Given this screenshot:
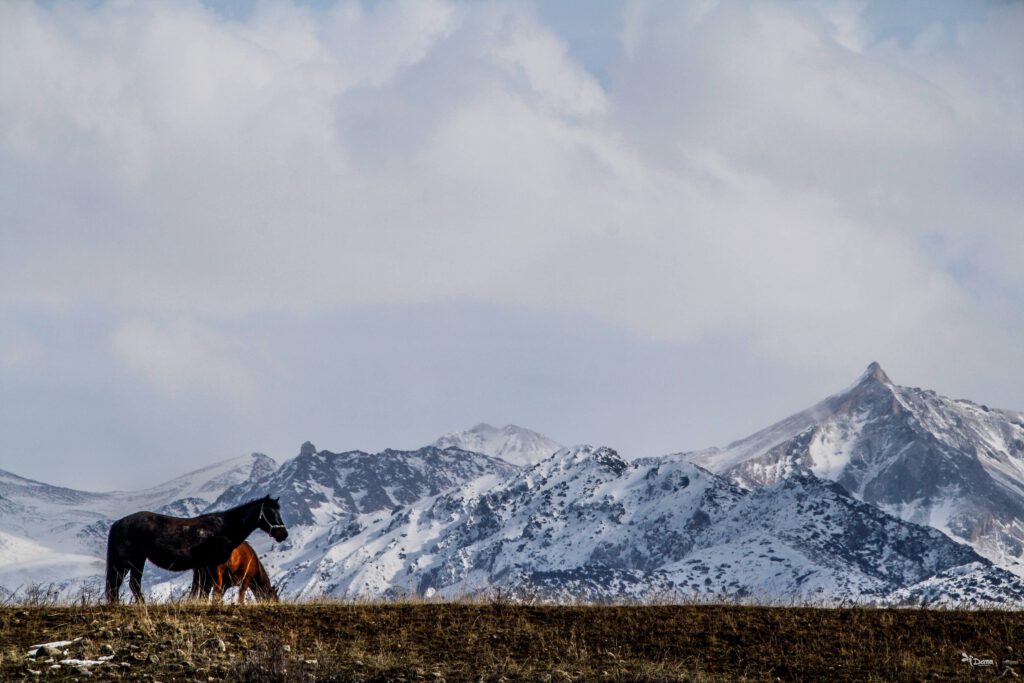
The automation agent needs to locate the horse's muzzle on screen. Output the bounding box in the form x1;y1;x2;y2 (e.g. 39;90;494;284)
271;527;289;542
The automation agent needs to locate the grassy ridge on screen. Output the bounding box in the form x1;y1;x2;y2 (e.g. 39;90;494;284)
0;602;1018;681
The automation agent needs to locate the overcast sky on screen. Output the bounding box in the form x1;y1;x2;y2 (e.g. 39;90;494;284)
1;0;1022;491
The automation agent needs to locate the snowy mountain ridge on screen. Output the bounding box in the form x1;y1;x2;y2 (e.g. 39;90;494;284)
263;445;1024;605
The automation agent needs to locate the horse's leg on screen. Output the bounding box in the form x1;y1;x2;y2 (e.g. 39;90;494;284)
190;568;212;601
238;575;251;605
128;562;145;604
105;562;125;605
105;521;128;604
204;567;215;600
189;570;202;601
213;567;225;603
239;556;256;605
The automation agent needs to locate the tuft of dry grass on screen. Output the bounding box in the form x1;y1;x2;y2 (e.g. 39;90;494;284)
0;599;1021;681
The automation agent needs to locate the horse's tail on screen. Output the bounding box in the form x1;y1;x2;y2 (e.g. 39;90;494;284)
104;519;124;604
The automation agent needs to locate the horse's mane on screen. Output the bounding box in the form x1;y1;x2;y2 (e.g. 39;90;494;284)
232;495;274;510
216;495;276;518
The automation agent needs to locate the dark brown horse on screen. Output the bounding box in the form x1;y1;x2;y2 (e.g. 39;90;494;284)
190;541;279;604
105;496;288;604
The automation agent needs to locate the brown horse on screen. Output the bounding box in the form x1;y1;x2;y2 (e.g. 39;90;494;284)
190;541;279;604
106;496;288;604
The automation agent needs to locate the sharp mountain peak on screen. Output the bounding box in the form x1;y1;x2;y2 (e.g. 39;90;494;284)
859;361;892;386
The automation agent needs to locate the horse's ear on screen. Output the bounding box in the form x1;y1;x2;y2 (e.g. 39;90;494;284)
273;497;280;503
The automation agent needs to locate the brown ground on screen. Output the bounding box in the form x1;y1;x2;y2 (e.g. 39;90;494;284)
0;602;1019;681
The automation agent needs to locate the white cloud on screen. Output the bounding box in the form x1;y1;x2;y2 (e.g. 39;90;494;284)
0;0;1021;391
111;318;261;409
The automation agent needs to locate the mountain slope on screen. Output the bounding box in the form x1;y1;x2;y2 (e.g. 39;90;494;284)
688;363;1024;574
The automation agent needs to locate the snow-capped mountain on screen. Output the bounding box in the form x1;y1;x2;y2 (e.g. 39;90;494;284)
433;424;562;467
269;446;1024;605
688;363;1024;575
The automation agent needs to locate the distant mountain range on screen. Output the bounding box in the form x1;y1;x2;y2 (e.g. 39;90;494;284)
2;368;1024;606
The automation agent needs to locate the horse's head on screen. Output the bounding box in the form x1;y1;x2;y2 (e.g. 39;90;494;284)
258;497;289;542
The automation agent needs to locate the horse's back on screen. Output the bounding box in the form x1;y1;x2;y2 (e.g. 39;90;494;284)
111;510;229;570
110;510;164;531
232;542;257;567
221;541;276;602
108;510;153;542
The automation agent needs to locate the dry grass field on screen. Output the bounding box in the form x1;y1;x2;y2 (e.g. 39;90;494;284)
1;599;1020;681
